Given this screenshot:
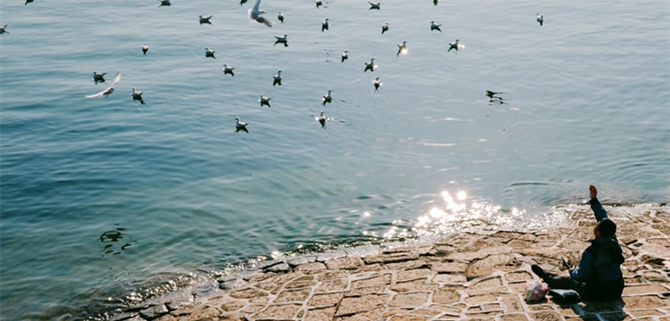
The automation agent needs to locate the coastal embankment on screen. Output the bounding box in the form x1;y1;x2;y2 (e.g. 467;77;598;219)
110;205;670;321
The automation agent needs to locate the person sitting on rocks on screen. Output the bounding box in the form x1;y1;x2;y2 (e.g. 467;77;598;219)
531;185;625;301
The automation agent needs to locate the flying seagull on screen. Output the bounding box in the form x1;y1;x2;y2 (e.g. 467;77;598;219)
142;43;149;55
341;50;348;62
248;0;274;27
131;88;144;104
158;0;170;7
536;13;543;26
278;12;284;23
235;117;249;133
272;70;282;86
316;0;322;8
368;1;380;10
86;73;121;98
222;64;235;76
0;25;8;34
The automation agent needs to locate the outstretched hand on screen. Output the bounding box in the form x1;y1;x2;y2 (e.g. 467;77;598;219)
589;185;598;199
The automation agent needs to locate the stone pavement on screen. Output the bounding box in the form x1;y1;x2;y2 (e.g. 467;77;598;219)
116;207;670;321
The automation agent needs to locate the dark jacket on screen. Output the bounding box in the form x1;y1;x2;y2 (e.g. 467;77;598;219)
570;197;624;300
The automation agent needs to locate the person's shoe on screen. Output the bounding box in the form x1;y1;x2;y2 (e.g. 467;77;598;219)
531;264;546;279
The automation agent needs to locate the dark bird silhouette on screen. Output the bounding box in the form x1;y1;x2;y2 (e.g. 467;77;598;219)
322;18;329;32
381;23;389;34
272;70;282;86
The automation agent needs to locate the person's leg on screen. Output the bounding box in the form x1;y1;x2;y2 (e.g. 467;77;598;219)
532;265;589;296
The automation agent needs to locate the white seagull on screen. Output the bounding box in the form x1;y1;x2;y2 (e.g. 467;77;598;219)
381;23;389;34
274;34;288;46
316;0;322;8
373;77;382;91
322;89;332;106
248;0;274;27
272;70;282;86
235;117;249;133
368;1;380;10
131;88;144;104
278;12;284;23
222;64;235;76
199;15;213;24
322;18;329;32
86;73;121;98
341;50;348;62
259;94;271;107
93;70;106;83
536;13;543;26
364;57;376;72
205;47;216;58
430;21;442;32
0;25;8;34
142;43;149;55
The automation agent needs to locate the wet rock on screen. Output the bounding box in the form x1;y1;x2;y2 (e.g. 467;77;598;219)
139;305;168;320
316;250;347;262
265;262;290;273
108;312;139;321
287;255;316;267
165;300;192;312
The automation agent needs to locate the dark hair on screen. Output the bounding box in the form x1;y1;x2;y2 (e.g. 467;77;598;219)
597;218;616;238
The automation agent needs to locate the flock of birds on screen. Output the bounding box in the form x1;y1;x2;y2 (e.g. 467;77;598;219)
2;0;546;134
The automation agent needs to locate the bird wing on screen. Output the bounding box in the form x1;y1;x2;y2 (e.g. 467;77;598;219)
206;15;213;19
85;91;105;98
257;17;274;27
251;0;261;18
109;73;121;87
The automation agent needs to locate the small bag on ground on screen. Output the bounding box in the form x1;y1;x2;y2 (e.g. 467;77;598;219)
524;280;549;302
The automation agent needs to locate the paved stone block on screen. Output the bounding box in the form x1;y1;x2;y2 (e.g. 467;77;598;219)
470;277;503;290
229;287;268;299
389;292;429;307
316;278;348;292
345;285;386;297
308;292;344;306
253;304;302;319
502;314;530;321
388;315;429;321
274;288;311;303
410;308;442;316
364;253;420;264
466;254;515;280
220;300;245;312
628;309;665;317
565;316;600;321
382;308;412;317
178;305;221;321
305;307;336;321
391;280;439;293
431;261;468;273
622;295;667;309
335;294;389;316
432;273;467;284
154;315;176;321
398;268;432;281
506;271;533;282
351;273;392;288
530;311;563;321
384;260;430;271
501;293;524;312
336;307;384;320
465;294;497;305
296;262;327;274
432;288;461;304
599;313;633;321
622;284;668;295
318;270;349;281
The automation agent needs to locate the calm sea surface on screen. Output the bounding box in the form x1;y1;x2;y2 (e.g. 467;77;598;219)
1;0;668;319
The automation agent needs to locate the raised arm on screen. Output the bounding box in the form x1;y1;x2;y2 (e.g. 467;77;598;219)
589;185;608;222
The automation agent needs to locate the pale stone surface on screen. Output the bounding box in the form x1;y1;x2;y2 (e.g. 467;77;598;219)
335;294;389;316
432;288;461;304
388;292;429;307
138;207;670;321
252;304;301;319
308;292;344;306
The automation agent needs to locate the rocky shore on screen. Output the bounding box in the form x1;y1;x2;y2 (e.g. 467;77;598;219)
112;206;670;321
